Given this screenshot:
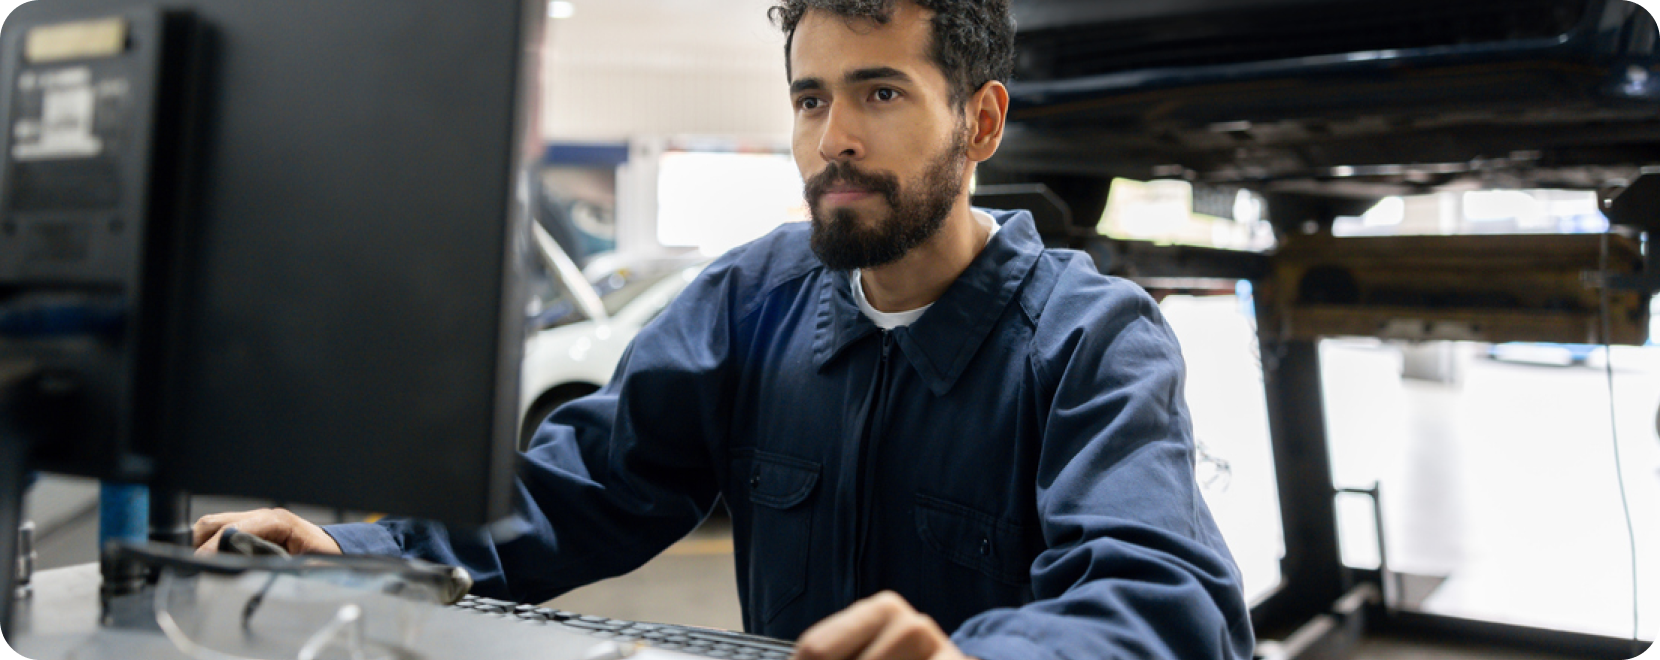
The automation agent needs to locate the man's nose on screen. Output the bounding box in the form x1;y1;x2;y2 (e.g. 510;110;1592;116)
817;106;864;162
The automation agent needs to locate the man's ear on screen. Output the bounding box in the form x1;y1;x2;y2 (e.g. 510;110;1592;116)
964;80;1009;163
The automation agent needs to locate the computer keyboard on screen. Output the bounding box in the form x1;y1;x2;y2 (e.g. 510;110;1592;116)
451;593;796;659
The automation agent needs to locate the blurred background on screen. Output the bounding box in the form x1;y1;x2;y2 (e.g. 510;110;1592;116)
6;0;1658;658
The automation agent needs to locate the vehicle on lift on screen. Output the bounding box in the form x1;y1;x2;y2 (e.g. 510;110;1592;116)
995;0;1660;234
1486;291;1660;364
519;257;708;448
996;0;1660;656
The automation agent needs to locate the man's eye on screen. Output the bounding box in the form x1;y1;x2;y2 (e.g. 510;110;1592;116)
798;97;823;111
874;88;898;102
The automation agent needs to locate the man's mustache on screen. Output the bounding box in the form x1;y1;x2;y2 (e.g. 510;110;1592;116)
804;162;899;205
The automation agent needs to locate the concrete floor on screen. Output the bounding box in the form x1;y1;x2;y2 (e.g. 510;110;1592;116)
542;515;743;631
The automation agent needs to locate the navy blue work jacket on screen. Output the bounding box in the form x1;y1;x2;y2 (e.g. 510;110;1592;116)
327;210;1254;659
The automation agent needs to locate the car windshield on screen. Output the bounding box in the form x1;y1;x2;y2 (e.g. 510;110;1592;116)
525;255;594;331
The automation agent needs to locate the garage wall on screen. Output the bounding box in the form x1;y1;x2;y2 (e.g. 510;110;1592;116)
539;0;792;141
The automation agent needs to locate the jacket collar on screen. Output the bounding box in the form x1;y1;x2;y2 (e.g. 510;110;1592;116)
811;209;1043;395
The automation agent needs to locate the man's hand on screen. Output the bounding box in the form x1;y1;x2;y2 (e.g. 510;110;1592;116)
191;508;343;557
792;591;975;660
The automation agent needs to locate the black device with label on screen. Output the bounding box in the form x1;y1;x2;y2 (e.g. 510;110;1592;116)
1;0;543;638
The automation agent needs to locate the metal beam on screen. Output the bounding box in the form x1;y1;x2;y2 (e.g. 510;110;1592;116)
1249;337;1349;638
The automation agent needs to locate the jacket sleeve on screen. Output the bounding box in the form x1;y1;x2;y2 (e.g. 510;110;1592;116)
952;277;1255;660
324;260;739;605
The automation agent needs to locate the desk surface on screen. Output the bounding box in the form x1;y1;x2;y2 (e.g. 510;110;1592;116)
9;563;689;660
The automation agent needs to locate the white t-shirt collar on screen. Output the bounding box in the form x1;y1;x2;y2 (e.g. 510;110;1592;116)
852;209;1000;330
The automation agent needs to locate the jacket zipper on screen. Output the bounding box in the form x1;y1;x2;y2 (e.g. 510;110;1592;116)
851;330;894;598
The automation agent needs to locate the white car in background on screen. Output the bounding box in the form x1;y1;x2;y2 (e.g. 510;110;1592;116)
519;224;706;446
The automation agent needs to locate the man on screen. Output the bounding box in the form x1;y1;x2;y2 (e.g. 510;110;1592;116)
192;1;1255;658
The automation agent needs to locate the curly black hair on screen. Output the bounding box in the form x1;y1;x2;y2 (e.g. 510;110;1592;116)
768;0;1015;107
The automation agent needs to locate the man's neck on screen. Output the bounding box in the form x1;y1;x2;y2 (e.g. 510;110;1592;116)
859;200;990;313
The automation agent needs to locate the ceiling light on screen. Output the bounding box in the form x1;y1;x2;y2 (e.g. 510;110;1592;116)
548;1;574;19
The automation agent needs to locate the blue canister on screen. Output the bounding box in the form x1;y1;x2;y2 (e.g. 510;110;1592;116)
98;481;149;550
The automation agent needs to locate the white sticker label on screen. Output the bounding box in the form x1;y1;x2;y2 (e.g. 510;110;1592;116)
12;66;104;161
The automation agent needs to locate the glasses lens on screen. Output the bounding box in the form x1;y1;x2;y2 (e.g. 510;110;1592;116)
155;562;442;660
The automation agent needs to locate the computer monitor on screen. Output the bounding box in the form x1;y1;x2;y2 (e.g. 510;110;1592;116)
0;0;541;597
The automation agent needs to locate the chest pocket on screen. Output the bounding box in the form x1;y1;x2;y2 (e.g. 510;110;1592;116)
732;449;820;627
915;493;1030;586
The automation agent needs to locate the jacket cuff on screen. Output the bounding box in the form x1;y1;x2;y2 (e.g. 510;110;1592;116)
322;522;400;556
955;633;1060;660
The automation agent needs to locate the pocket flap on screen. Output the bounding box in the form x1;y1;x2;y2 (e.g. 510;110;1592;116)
741;450;820;509
914;493;1029;585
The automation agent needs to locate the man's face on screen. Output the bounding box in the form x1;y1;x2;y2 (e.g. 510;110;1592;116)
787;3;970;271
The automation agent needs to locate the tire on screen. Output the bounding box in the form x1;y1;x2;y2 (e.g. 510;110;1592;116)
519;384;599;451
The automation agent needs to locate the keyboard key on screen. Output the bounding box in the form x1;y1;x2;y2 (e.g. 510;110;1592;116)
686;631;795;654
447;598;797;659
561;620;620;632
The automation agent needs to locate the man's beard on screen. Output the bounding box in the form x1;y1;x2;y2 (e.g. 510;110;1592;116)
804;132;968;271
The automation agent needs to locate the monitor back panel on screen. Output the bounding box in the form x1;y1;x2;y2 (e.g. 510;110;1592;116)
1;0;540;525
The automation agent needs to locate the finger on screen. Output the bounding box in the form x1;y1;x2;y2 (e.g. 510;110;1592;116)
191;513;230;548
194;527;225;557
191;510;258;548
794;592;908;660
853;611;943;660
219;511;298;553
231;509;339;555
